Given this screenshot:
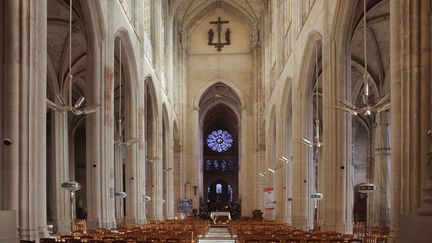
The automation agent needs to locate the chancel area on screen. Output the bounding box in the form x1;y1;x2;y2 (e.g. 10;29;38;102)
0;0;431;243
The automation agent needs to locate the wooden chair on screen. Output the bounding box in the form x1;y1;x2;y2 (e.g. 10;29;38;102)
376;236;387;243
90;240;105;243
164;238;180;243
143;238;160;243
40;238;56;243
328;239;344;243
124;237;138;242
64;239;80;243
102;236;117;242
347;239;362;243
266;239;280;243
284;239;301;243
244;240;260;243
364;235;377;243
78;235;93;242
20;240;35;243
113;240;127;243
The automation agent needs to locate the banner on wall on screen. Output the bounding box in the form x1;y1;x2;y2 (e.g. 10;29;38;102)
263;187;275;209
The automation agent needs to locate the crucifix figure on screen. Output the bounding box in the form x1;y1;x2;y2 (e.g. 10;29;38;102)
208;17;231;51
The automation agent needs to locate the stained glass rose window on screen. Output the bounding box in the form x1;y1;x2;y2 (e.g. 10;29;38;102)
206;129;233;152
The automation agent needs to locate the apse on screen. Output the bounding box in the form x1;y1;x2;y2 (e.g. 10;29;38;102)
199;82;241;215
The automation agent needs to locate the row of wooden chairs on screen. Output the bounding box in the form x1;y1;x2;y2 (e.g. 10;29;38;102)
229;220;293;237
232;220;388;243
52;219;210;243
237;235;382;243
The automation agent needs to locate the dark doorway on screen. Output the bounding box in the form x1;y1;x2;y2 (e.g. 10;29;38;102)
207;180;233;211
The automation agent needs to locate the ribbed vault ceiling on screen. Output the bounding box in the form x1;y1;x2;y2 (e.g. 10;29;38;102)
171;0;264;31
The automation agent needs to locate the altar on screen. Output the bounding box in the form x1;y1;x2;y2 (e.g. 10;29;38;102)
210;211;231;224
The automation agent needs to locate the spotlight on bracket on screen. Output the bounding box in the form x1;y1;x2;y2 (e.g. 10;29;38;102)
267;168;276;173
3;138;12;146
114;191;127;198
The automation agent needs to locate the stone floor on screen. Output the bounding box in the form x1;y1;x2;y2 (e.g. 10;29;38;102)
198;226;235;243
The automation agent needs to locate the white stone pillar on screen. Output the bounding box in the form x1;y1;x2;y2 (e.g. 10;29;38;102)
291;78;310;229
3;0;48;239
55;112;72;233
275;126;289;222
151;0;165;81
86;31;115;229
0;0;4;211
154;113;164;220
320;35;353;233
114;144;123;219
164;127;175;219
370;113;391;227
390;0;432;242
125;97;139;223
137;106;147;223
248;29;264;217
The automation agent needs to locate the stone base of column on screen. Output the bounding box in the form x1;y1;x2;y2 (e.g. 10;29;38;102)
275;215;289;222
135;217;147;224
399;215;432;243
417;186;432;216
38;226;49;238
86;218;101;229
322;222;352;234
0;211;18;243
17;228;40;241
292;217;309;230
56;221;72;234
263;209;275;220
125;217;147;225
100;218;116;229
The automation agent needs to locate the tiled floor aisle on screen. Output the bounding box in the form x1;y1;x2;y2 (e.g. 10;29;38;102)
198;226;236;243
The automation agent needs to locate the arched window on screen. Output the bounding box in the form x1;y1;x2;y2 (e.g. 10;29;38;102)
216;183;222;194
227;185;233;202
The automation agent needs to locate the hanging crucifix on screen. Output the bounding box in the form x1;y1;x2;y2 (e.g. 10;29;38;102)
208;17;231;51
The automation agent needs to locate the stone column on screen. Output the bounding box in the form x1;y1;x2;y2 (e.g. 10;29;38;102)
370;112;391;227
164;128;175;219
275;119;289;222
137;106;147;224
291;76;310;229
0;0;4;211
154;112;164;220
3;0;48;239
151;0;165;81
54;112;72;233
125;142;139;224
320;26;353;233
264;121;277;220
86;31;115;229
114;144;123;219
125;100;140;223
117;76;139;224
246;32;263;216
390;0;432;242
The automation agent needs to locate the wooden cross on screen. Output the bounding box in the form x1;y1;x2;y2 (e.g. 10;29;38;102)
208;17;231;51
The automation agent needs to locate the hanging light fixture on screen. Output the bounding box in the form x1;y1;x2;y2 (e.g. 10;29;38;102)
114;39;138;146
299;43;323;149
46;0;99;115
335;0;390;116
